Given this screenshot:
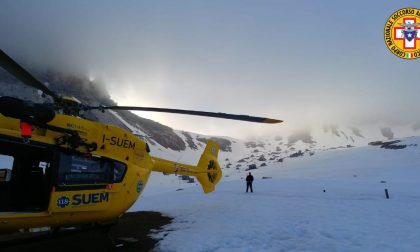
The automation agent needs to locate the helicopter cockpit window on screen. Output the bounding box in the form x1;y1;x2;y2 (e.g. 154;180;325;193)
58;153;127;186
0;154;13;182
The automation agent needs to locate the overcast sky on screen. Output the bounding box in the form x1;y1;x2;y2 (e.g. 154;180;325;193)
1;1;419;138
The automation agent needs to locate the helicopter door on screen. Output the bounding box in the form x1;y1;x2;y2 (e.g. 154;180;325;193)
0;139;53;213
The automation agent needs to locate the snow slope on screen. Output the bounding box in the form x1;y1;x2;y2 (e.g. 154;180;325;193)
130;137;420;252
108;104;420;181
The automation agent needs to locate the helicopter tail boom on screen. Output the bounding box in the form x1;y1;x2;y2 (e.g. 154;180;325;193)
151;140;222;193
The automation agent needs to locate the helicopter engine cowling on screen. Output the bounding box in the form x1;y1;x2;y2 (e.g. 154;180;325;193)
0;96;55;123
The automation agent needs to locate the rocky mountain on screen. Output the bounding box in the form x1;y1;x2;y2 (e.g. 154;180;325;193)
222;124;420;175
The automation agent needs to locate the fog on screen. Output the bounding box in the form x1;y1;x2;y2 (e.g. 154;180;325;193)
1;1;419;138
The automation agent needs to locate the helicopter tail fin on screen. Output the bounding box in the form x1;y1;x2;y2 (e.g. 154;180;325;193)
151;140;222;193
195;140;223;193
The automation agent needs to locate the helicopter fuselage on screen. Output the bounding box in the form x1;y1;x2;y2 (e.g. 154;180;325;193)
0;113;221;232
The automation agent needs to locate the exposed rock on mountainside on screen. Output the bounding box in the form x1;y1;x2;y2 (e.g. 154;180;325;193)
182;131;198;150
246;164;257;171
289;150;304;158
368;140;407;149
113;110;186;150
245;141;265;148
196;137;232;152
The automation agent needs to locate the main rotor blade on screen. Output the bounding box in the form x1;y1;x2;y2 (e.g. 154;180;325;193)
91;106;282;124
0;49;60;101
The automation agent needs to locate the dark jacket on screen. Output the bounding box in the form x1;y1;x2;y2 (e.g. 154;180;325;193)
246;175;254;182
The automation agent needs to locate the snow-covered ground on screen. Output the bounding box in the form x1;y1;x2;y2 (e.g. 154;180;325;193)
130;137;420;252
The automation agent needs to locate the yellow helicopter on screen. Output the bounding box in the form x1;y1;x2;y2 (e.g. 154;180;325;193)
0;49;282;233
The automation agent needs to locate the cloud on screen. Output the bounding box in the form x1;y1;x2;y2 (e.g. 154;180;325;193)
1;1;419;138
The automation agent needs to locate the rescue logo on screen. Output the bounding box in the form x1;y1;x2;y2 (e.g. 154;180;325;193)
384;8;420;59
57;196;70;208
56;193;109;208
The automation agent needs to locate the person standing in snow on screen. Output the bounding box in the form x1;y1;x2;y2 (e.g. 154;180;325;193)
246;172;254;193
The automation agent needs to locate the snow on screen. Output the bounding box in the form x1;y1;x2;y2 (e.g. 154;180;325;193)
109;110;149;137
130;137;420;252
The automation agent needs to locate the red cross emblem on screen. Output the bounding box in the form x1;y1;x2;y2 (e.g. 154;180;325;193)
394;18;420;49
